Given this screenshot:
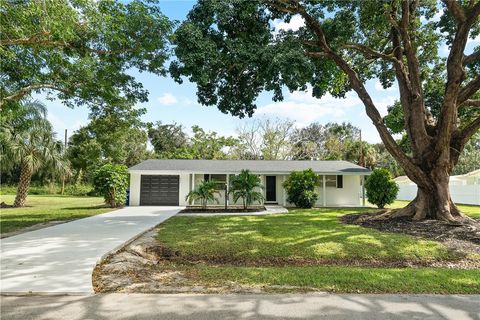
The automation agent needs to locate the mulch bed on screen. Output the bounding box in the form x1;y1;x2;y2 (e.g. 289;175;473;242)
180;206;265;214
340;212;480;256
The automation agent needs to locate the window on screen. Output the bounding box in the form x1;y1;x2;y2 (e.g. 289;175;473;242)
325;175;337;187
337;175;343;188
325;175;343;188
203;174;227;190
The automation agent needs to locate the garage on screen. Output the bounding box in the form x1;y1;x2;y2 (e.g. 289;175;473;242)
140;175;179;206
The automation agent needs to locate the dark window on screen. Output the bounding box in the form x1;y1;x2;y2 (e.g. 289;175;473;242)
204;174;210;181
337;175;343;188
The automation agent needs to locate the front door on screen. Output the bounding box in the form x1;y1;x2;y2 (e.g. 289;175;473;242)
266;176;276;202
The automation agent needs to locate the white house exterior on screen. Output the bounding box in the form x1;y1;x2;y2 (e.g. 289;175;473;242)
128;160;371;207
395;169;480;205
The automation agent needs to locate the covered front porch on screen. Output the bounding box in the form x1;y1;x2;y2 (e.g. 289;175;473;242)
187;173;366;207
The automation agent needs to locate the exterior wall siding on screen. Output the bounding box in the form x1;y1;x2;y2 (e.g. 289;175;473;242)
129;172;363;207
129;172;141;206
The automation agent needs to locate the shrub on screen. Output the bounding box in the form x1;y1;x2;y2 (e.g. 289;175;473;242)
93;164;129;208
185;180;220;209
229;169;264;210
283;169;320;208
63;184;95;196
365;168;399;209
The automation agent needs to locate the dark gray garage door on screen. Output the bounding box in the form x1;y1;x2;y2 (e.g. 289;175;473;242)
140;175;179;206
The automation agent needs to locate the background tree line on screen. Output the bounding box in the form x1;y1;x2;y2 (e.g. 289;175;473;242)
3;100;479;191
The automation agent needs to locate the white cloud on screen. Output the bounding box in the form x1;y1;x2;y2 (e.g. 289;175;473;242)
157;93;178;105
47;112;86;138
255;88;360;127
272;15;304;33
467;34;480;46
372;96;397;117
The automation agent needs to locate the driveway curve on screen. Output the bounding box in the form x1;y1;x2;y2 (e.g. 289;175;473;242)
0;206;181;294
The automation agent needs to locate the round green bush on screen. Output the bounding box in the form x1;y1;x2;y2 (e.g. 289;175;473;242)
283;169;320;208
365;169;399;209
93;163;129;208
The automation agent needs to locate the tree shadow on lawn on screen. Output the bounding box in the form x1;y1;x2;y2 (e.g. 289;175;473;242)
341;211;480;256
156;209;470;267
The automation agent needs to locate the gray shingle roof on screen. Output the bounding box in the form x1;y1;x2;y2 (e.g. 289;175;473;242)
129;159;370;175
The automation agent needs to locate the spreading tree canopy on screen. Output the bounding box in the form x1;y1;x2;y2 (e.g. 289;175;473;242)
171;0;480;222
0;0;173;109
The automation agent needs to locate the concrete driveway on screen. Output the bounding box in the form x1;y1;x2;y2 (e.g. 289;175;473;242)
0;206;181;294
1;293;479;320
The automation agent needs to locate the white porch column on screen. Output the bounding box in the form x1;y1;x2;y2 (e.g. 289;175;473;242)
282;175;287;206
322;175;326;207
361;175;366;206
226;174;230;206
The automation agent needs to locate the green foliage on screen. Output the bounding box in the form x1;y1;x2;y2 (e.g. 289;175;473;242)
148;122;189;158
189;126;237;159
1;0;173;109
452;133;480;175
0;183;94;196
148;123;236;160
365;169;399;209
283;169;319;208
185;180;220;209
93;164;129;208
67;104;150;182
0;100;70;205
229;170;264;210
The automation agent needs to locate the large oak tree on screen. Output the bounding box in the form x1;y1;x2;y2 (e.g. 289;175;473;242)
0;0;172;109
170;0;480;222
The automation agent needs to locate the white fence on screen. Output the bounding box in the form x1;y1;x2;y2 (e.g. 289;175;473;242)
397;184;480;205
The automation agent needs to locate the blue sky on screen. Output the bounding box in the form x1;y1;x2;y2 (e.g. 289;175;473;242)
40;1;479;144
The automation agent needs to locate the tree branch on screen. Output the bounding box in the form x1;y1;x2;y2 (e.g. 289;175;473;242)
458;75;480;104
458;115;480;145
443;0;467;22
435;2;477;155
464;50;480;65
0;84;71;109
341;44;400;63
1;35;137;55
460;99;480;107
291;3;428;184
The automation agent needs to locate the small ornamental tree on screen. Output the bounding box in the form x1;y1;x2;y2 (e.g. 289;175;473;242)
229;169;264;210
93;164;129;208
186;180;220;209
283;169;320;208
365;169;399;209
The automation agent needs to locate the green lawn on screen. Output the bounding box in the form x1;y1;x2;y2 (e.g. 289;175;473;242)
389;200;480;218
0;195;113;234
155;202;480;293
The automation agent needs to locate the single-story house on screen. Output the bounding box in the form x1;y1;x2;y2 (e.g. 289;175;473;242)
128;159;370;207
394;169;480;205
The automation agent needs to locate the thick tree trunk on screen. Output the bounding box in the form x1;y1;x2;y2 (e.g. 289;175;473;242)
373;165;469;223
14;161;32;207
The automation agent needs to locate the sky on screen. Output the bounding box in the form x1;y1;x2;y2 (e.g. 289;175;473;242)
39;1;480;144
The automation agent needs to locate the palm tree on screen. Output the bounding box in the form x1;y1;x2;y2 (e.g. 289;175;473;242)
185;180;220;209
229;170;264;210
1;100;69;207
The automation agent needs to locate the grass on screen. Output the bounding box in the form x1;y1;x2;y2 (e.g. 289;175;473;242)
193;265;480;294
389;200;480;218
154;201;480;293
0;194;113;234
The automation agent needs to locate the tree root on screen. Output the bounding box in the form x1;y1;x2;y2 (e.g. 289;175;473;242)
359;206;475;225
